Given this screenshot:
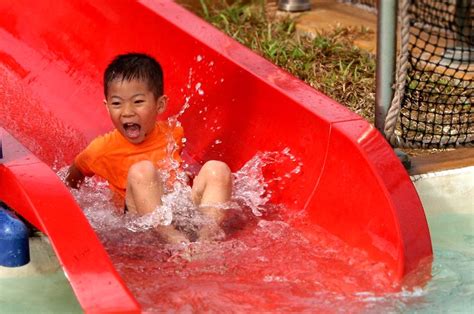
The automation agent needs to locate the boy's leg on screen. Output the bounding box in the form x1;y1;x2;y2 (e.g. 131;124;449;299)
125;160;163;215
126;160;188;243
191;160;232;239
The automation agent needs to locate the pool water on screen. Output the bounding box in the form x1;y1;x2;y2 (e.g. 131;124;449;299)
1;204;471;312
65;153;473;312
62;152;396;311
1;147;472;312
353;209;474;313
414;210;474;313
0;181;472;312
74;190;473;312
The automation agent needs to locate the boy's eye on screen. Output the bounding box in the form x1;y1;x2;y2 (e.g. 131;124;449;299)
134;99;145;104
111;102;121;106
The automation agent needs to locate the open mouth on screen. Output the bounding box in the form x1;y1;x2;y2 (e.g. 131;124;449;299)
123;122;141;139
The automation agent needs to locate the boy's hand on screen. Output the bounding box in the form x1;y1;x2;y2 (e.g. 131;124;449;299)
65;163;85;188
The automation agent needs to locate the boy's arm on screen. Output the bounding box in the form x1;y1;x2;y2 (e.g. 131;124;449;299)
65;163;85;189
66;135;103;188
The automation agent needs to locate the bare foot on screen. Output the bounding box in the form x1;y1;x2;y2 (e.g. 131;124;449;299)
155;225;189;244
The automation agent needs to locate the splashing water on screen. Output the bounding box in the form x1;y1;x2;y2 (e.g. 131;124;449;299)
231;153;274;217
232;148;303;217
59;136;411;311
54;60;425;311
57;156;474;313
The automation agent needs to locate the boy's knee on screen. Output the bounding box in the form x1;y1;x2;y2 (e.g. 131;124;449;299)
201;160;232;185
128;160;157;182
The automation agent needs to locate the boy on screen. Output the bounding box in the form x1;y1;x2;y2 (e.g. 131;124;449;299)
66;53;232;243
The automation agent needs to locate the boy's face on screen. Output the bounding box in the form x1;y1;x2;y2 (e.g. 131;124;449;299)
105;78;166;144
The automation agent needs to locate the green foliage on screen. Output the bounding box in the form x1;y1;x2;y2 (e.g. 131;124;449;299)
181;0;376;122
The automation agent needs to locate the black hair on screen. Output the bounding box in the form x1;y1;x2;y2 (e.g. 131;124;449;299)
103;53;164;98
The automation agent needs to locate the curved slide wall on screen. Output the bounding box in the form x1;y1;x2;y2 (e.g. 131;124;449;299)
0;0;432;310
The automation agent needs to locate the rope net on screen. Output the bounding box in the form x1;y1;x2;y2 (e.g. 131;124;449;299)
343;0;473;147
398;0;473;147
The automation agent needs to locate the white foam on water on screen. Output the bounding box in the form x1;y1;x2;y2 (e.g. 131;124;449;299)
57;136;432;312
56;100;303;238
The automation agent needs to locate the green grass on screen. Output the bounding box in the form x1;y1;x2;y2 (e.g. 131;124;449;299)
179;0;376;122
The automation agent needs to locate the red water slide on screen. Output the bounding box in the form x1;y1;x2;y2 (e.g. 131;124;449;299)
0;0;432;311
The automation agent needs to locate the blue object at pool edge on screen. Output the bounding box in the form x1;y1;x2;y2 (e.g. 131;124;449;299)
0;205;30;267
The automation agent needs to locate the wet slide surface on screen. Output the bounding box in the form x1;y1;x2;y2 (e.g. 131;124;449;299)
0;0;432;311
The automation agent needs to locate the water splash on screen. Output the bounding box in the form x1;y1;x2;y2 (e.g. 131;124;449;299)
176;96;191;118
61;144;301;234
232;149;302;216
177;56;218;119
126;204;173;231
55;60;406;312
58;137;413;312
